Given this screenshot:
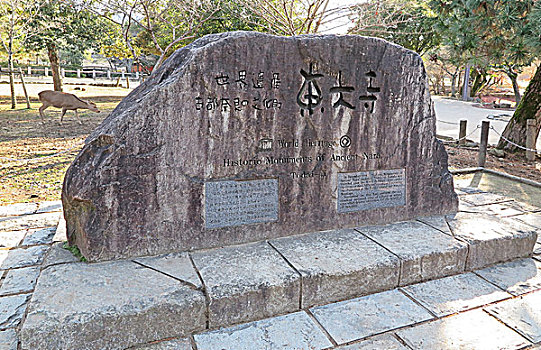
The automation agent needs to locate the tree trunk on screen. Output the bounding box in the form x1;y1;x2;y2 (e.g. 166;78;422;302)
450;74;457;97
8;38;16;109
47;43;62;92
497;65;541;152
462;63;471;101
507;71;522;105
470;68;487;98
440;75;446;95
457;68;463;97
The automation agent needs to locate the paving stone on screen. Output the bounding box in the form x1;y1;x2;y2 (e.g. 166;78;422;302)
42;242;79;268
358;221;467;286
52;214;66;242
401;272;510;317
460;192;513;206
270;229;399;308
191;241;300;328
0;294;28;329
132;338;192;350
485;291;541;343
416;215;453;235
35;201;62;214
535;243;541;256
0;212;60;232
0;266;40;296
0;203;37;218
396;309;530;350
0;328;17;350
475;258;541;296
515;212;541;229
0;246;48;270
20;261;206;350
457;200;476;213
503;201;541;214
453;188;468;195
134;252;202;289
445;212;537;270
0;231;26;248
22;227;56;246
310;289;433;345
455;187;486;194
491;203;527;217
194;311;333;350
334;334;408;349
456;203;525;217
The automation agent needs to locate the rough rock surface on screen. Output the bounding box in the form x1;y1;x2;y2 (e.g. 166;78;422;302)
63;31;457;261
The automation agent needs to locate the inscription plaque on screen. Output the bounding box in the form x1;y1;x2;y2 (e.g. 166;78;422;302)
205;179;279;229
338;169;406;213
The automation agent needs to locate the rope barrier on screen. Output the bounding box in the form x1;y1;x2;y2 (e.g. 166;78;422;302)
437;119;460;126
489;126;541;154
0;141;85;165
437;125;480;144
438;121;539;155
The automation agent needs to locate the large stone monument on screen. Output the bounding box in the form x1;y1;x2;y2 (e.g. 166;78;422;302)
63;31;458;261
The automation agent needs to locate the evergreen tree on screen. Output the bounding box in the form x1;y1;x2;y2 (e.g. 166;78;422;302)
497;1;541;152
26;0;111;91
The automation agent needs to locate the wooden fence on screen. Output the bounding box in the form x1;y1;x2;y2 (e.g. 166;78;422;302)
0;67;145;81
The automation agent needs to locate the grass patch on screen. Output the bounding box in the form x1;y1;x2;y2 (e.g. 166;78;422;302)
62;241;88;262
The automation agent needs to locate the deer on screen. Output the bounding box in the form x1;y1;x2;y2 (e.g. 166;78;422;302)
38;90;100;124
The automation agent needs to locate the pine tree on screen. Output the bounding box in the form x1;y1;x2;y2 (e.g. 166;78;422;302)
497;1;541;152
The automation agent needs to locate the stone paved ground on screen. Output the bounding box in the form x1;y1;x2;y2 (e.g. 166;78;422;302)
0;201;66;349
0;191;540;349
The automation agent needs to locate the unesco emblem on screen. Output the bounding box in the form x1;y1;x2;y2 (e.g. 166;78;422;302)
257;138;273;152
340;135;351;148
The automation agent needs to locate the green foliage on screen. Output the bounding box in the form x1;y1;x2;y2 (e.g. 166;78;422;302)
194;0;271;37
100;23;138;60
131;0;270;59
25;0;113;56
59;48;84;66
428;0;539;100
351;0;441;56
62;241;88;262
430;0;535;70
524;0;541;55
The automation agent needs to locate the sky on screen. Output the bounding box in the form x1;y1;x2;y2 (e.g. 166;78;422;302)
319;0;360;34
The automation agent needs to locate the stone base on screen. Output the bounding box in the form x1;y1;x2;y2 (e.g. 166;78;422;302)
17;192;540;350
